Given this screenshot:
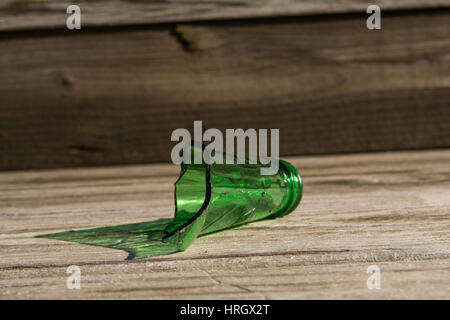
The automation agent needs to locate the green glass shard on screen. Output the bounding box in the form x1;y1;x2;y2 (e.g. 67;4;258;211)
38;144;302;259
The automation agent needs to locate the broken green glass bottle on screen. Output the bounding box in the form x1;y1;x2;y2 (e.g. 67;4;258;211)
39;144;302;259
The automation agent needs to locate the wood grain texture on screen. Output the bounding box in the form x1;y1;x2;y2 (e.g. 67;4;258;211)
1;11;449;171
0;149;449;299
1;0;450;32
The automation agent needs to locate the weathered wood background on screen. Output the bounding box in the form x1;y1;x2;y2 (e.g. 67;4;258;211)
1;150;449;299
0;2;449;170
1;0;449;32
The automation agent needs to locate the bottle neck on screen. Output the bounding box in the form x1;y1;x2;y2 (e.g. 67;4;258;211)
270;160;303;219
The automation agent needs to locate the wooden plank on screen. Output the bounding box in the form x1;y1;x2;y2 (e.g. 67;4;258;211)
1;12;449;171
1;0;449;32
0;149;449;299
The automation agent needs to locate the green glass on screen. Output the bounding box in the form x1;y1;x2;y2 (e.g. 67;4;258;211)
39;144;302;259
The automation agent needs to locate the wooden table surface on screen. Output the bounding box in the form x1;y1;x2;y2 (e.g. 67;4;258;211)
1;150;449;299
